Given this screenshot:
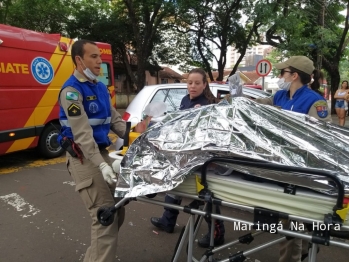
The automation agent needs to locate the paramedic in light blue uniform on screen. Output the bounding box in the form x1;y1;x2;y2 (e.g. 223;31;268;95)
256;56;331;123
256;56;331;262
58;39;148;262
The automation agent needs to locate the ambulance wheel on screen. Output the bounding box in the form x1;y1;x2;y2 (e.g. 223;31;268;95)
38;123;64;158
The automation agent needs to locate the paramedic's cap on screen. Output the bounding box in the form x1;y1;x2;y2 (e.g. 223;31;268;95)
274;56;314;75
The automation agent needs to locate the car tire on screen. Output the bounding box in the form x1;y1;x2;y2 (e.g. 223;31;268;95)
38;123;64;158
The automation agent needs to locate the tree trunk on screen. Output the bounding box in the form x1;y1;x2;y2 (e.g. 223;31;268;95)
322;56;340;115
229;53;245;77
196;29;214;81
228;22;257;77
329;68;340;114
135;59;146;92
216;44;227;81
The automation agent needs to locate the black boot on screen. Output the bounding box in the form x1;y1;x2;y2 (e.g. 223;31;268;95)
151;217;175;233
198;220;225;248
151;195;181;233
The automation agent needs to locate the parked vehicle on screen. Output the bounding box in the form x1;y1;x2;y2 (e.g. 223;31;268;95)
0;24;116;158
243;83;263;90
122;83;272;125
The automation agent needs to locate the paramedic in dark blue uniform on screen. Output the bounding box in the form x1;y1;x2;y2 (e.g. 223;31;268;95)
256;56;330;262
179;89;209;109
150;68;225;248
58;39;148;262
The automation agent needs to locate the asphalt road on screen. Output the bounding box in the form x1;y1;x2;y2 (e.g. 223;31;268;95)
1;149;349;262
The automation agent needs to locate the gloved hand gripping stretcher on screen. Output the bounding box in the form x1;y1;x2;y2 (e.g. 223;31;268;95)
98;97;349;261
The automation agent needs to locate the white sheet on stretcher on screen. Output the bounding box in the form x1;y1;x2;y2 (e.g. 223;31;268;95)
172;172;349;226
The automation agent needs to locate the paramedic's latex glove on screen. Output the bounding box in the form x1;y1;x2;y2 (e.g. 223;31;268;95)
112;155;123;174
99;162;117;185
134;116;152;133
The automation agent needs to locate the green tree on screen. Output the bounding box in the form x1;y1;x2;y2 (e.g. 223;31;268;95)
175;0;265;81
119;0;177;91
6;0;71;33
66;0;167;92
254;0;349;112
175;0;246;81
339;56;349;81
67;0;180;91
0;0;12;24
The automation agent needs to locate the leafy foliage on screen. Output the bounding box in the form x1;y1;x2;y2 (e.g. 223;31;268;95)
2;0;349;102
254;0;349;112
5;0;71;33
175;0;258;81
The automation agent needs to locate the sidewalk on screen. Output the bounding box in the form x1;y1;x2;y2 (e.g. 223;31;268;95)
330;114;349;127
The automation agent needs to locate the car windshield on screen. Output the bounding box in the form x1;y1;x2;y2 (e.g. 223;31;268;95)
150;88;188;112
243;87;271;97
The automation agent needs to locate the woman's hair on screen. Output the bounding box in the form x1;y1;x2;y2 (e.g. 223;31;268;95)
310;69;323;95
289;66;323;94
289;66;312;84
188;68;220;104
341;80;348;89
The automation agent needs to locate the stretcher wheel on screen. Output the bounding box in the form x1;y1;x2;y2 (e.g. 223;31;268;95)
97;206;115;226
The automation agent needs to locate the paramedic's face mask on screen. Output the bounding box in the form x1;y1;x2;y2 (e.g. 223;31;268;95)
79;58;98;81
78;43;102;81
187;73;207;99
277;69;294;91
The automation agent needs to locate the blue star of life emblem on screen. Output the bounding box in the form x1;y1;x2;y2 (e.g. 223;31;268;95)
31;57;54;85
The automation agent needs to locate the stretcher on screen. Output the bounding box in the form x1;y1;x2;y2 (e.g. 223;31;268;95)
97;157;349;262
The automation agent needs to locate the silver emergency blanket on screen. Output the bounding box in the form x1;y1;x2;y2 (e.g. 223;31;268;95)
115;97;349;198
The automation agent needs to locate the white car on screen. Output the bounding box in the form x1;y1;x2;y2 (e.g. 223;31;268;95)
122;83;272;125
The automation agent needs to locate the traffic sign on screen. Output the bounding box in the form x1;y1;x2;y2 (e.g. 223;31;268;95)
256;59;272;77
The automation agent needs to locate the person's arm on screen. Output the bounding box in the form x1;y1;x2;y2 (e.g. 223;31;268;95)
109;97;126;138
255;97;274;106
307;100;332;122
60;87;105;167
333;90;341;99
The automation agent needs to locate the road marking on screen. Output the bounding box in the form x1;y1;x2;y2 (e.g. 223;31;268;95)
63;181;76;186
0;192;88;260
0;193;40;218
0;156;65;175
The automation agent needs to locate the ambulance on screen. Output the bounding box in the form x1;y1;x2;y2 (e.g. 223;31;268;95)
0;24;116;158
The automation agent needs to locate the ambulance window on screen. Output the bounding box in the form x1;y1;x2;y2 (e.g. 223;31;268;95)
97;63;111;86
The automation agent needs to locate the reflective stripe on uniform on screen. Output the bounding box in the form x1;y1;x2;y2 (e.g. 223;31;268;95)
60;117;111;127
89;117;111;125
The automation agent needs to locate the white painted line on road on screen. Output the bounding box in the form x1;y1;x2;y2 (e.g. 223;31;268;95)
63;181;76;186
0;193;40;218
0;193;88;261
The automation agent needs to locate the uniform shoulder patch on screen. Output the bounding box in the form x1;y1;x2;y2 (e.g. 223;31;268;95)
66;91;79;101
68;103;81;116
313;100;328;118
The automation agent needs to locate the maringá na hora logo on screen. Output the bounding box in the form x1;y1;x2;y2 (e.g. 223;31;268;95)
31;57;54;85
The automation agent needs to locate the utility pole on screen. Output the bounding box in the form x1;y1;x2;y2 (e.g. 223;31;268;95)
317;0;325;70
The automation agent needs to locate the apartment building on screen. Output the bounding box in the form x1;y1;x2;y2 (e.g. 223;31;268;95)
230;45;273;68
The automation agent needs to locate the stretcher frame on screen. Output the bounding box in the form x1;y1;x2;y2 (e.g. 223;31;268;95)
97;157;349;262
